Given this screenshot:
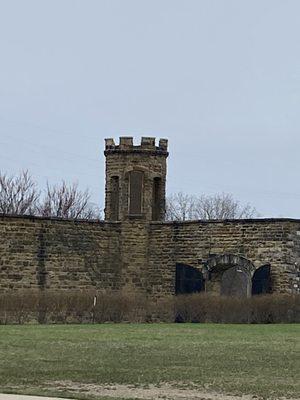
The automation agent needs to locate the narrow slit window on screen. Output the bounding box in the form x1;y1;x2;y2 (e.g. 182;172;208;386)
129;171;143;215
110;176;119;220
152;177;161;220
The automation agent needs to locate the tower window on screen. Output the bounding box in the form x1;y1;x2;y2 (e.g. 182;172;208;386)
152;177;162;220
110;176;119;220
129;171;143;215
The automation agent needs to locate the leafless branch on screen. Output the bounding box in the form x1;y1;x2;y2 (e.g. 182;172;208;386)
38;181;100;219
0;170;39;215
166;192;258;221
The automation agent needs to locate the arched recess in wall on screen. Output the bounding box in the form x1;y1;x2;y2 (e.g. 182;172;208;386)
175;263;205;295
129;170;144;215
110;176;120;220
252;265;271;295
205;254;255;297
152;177;162;221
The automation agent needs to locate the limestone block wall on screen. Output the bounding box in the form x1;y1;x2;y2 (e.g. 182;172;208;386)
289;229;300;292
0;215;121;292
148;219;300;296
1;214;300;296
147;223;175;297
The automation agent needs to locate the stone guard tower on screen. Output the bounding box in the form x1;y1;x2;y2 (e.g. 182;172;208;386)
104;137;169;293
104;137;168;222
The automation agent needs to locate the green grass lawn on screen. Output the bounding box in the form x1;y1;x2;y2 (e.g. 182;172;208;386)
0;324;299;399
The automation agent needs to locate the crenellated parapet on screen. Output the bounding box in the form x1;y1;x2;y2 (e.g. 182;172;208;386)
104;136;168;222
104;136;168;155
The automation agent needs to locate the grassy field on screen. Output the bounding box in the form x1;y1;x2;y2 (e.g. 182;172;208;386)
0;324;299;400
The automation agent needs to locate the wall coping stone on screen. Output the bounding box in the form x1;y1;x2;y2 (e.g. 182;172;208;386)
1;213;300;226
0;213;121;225
150;218;300;226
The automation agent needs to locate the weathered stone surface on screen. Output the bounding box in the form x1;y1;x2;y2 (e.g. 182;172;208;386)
0;215;122;292
0;137;299;297
148;219;300;296
104;137;168;222
0;215;299;296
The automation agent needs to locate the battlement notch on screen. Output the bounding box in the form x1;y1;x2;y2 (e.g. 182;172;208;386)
104;136;168;154
104;135;168;222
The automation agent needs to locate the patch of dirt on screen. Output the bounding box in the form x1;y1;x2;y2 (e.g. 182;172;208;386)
47;381;265;400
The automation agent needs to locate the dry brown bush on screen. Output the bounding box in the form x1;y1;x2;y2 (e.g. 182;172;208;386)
0;290;39;324
37;290;96;323
250;293;300;323
0;290;299;324
93;291;149;323
174;293;300;323
150;296;176;322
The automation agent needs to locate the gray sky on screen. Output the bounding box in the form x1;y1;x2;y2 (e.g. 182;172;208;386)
0;0;300;217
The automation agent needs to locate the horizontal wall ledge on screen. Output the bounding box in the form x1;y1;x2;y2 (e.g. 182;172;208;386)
150;218;300;226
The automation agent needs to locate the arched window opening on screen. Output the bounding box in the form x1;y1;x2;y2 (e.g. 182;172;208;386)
252;265;271;295
110;176;119;220
175;263;205;295
129;170;143;215
152;177;162;221
221;266;251;297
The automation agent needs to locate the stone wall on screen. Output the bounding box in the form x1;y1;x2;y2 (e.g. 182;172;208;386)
0;214;121;292
148;218;300;296
1;214;300;296
289;229;300;292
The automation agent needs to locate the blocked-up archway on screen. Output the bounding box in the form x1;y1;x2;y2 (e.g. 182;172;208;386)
175;264;204;295
221;266;251;297
252;265;271;295
204;254;256;297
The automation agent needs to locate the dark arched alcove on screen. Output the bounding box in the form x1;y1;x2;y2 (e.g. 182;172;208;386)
252;265;271;295
175;263;204;294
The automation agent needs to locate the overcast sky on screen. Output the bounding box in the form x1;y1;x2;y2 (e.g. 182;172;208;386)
0;0;300;217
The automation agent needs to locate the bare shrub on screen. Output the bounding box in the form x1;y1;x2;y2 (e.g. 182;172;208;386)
150;296;176;322
124;292;150;322
0;290;39;324
93;291;149;323
173;294;248;323
175;294;206;322
250;294;300;323
173;293;300;324
93;291;127;323
0;290;299;324
37;290;96;323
